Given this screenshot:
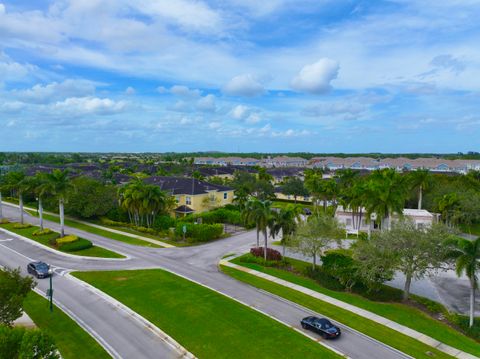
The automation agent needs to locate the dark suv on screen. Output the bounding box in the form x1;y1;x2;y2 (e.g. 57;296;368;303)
27;261;51;279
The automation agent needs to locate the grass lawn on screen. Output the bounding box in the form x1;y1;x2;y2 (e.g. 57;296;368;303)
222;266;453;359
26;210;162;248
0;222;124;258
23;291;110;359
460;223;480;236
227;256;480;357
72;269;341;359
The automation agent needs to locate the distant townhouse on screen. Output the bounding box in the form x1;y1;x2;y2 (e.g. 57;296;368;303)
194;157;261;167
144;176;234;216
263;156;308;168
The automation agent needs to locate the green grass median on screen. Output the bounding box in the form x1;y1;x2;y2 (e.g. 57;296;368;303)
221;265;456;359
26;210;162;248
72;269;341;359
228;256;480;357
23;291;110;359
0;222;124;258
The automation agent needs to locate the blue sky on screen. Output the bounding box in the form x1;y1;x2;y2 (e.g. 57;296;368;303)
0;0;479;153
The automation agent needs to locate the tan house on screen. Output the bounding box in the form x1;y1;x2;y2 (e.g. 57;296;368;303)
145;176;234;216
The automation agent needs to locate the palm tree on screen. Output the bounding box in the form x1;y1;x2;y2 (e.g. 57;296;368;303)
365;169;408;230
269;205;302;257
437;193;461;227
304;173;324;210
242;199;272;261
447;237;480;327
0;172;5;219
20;175;48;230
43;169;73;237
3;171;26;224
408;169;431;209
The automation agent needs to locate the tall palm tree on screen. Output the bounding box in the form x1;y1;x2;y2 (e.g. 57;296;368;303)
447;237;480;327
3;171;26;224
269;205;302;257
0;172;5;219
365;169;408;230
408;169;431;209
436;193;461;227
242;199;271;260
20;175;48;230
43;169;73;237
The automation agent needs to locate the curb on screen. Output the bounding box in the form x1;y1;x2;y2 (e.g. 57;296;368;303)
66;273;196;359
0;227;130;261
220;260;478;359
32;287;121;359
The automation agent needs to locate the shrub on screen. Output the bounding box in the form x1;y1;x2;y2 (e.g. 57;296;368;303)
100;218;129;227
321;250;359;290
250;247;282;261
132;226;156;234
32;228;53;236
240;253;284;267
183;208;242;225
175;222;224;242
56;235;78;244
0;325;25;359
0;218;9;224
304;267;346;291
58;238;92;252
13;223;32;229
153;215;176;231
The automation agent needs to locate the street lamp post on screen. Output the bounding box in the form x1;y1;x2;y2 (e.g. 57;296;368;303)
47;268;54;312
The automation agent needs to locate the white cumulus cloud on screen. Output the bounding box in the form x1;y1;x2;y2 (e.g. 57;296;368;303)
50;97;127;116
196;94;216;112
291;58;339;94
223;74;264;97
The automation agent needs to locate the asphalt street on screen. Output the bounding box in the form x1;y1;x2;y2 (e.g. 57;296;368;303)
0;203;410;359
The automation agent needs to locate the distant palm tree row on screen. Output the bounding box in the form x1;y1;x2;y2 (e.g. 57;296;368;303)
303;168;432;230
0;170;176;236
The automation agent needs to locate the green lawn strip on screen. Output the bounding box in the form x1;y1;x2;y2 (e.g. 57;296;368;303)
230;257;480;357
72;269;341;359
222;266;452;359
0;222;124;258
23;291;110;359
25;210;161;248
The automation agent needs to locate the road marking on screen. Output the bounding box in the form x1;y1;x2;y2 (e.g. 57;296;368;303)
0;238;13;242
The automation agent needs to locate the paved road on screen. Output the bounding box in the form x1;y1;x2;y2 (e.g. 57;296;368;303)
0;204;409;359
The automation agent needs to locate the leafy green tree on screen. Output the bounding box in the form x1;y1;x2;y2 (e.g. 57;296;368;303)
436;193;461;227
0;267;35;326
257;167;273;182
373;220;453;299
19;329;59;359
66;177;116;219
291;214;344;268
281;177;309;203
253;179;275;201
352;236;397;291
42;170;74;237
446;237;480;327
408;169;432;209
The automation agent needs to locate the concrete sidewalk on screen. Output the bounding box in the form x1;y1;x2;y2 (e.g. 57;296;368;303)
220;260;478;359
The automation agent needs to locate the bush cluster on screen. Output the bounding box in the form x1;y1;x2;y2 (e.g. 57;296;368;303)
250;247;282;261
13;223;32;229
153;215;176;231
101;217;173;235
175;222;224;242
183;208;242;225
0;325;58;359
56;235;78;244
240;253;284;267
0;218;9;224
58;238;93;252
32;228;54;236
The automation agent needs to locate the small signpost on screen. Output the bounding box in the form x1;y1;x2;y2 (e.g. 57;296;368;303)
182;224;187;241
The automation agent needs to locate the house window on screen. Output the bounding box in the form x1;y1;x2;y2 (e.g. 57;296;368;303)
186;196;191;205
223;192;228;200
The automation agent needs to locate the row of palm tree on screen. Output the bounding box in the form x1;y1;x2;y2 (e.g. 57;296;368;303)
0;169;73;237
118;181;175;228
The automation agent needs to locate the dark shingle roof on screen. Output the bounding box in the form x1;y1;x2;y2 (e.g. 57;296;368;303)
144;176;233;195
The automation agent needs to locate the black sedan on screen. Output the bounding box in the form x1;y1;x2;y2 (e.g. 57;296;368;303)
27;261;51;279
301;316;341;339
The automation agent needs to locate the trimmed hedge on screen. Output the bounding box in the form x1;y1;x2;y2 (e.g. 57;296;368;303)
175;223;224;242
183;208;242;225
0;218;10;224
13;223;32;229
153;215;176;231
56;235;78;244
250;247;282;261
32;228;54;236
58;238;93;252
